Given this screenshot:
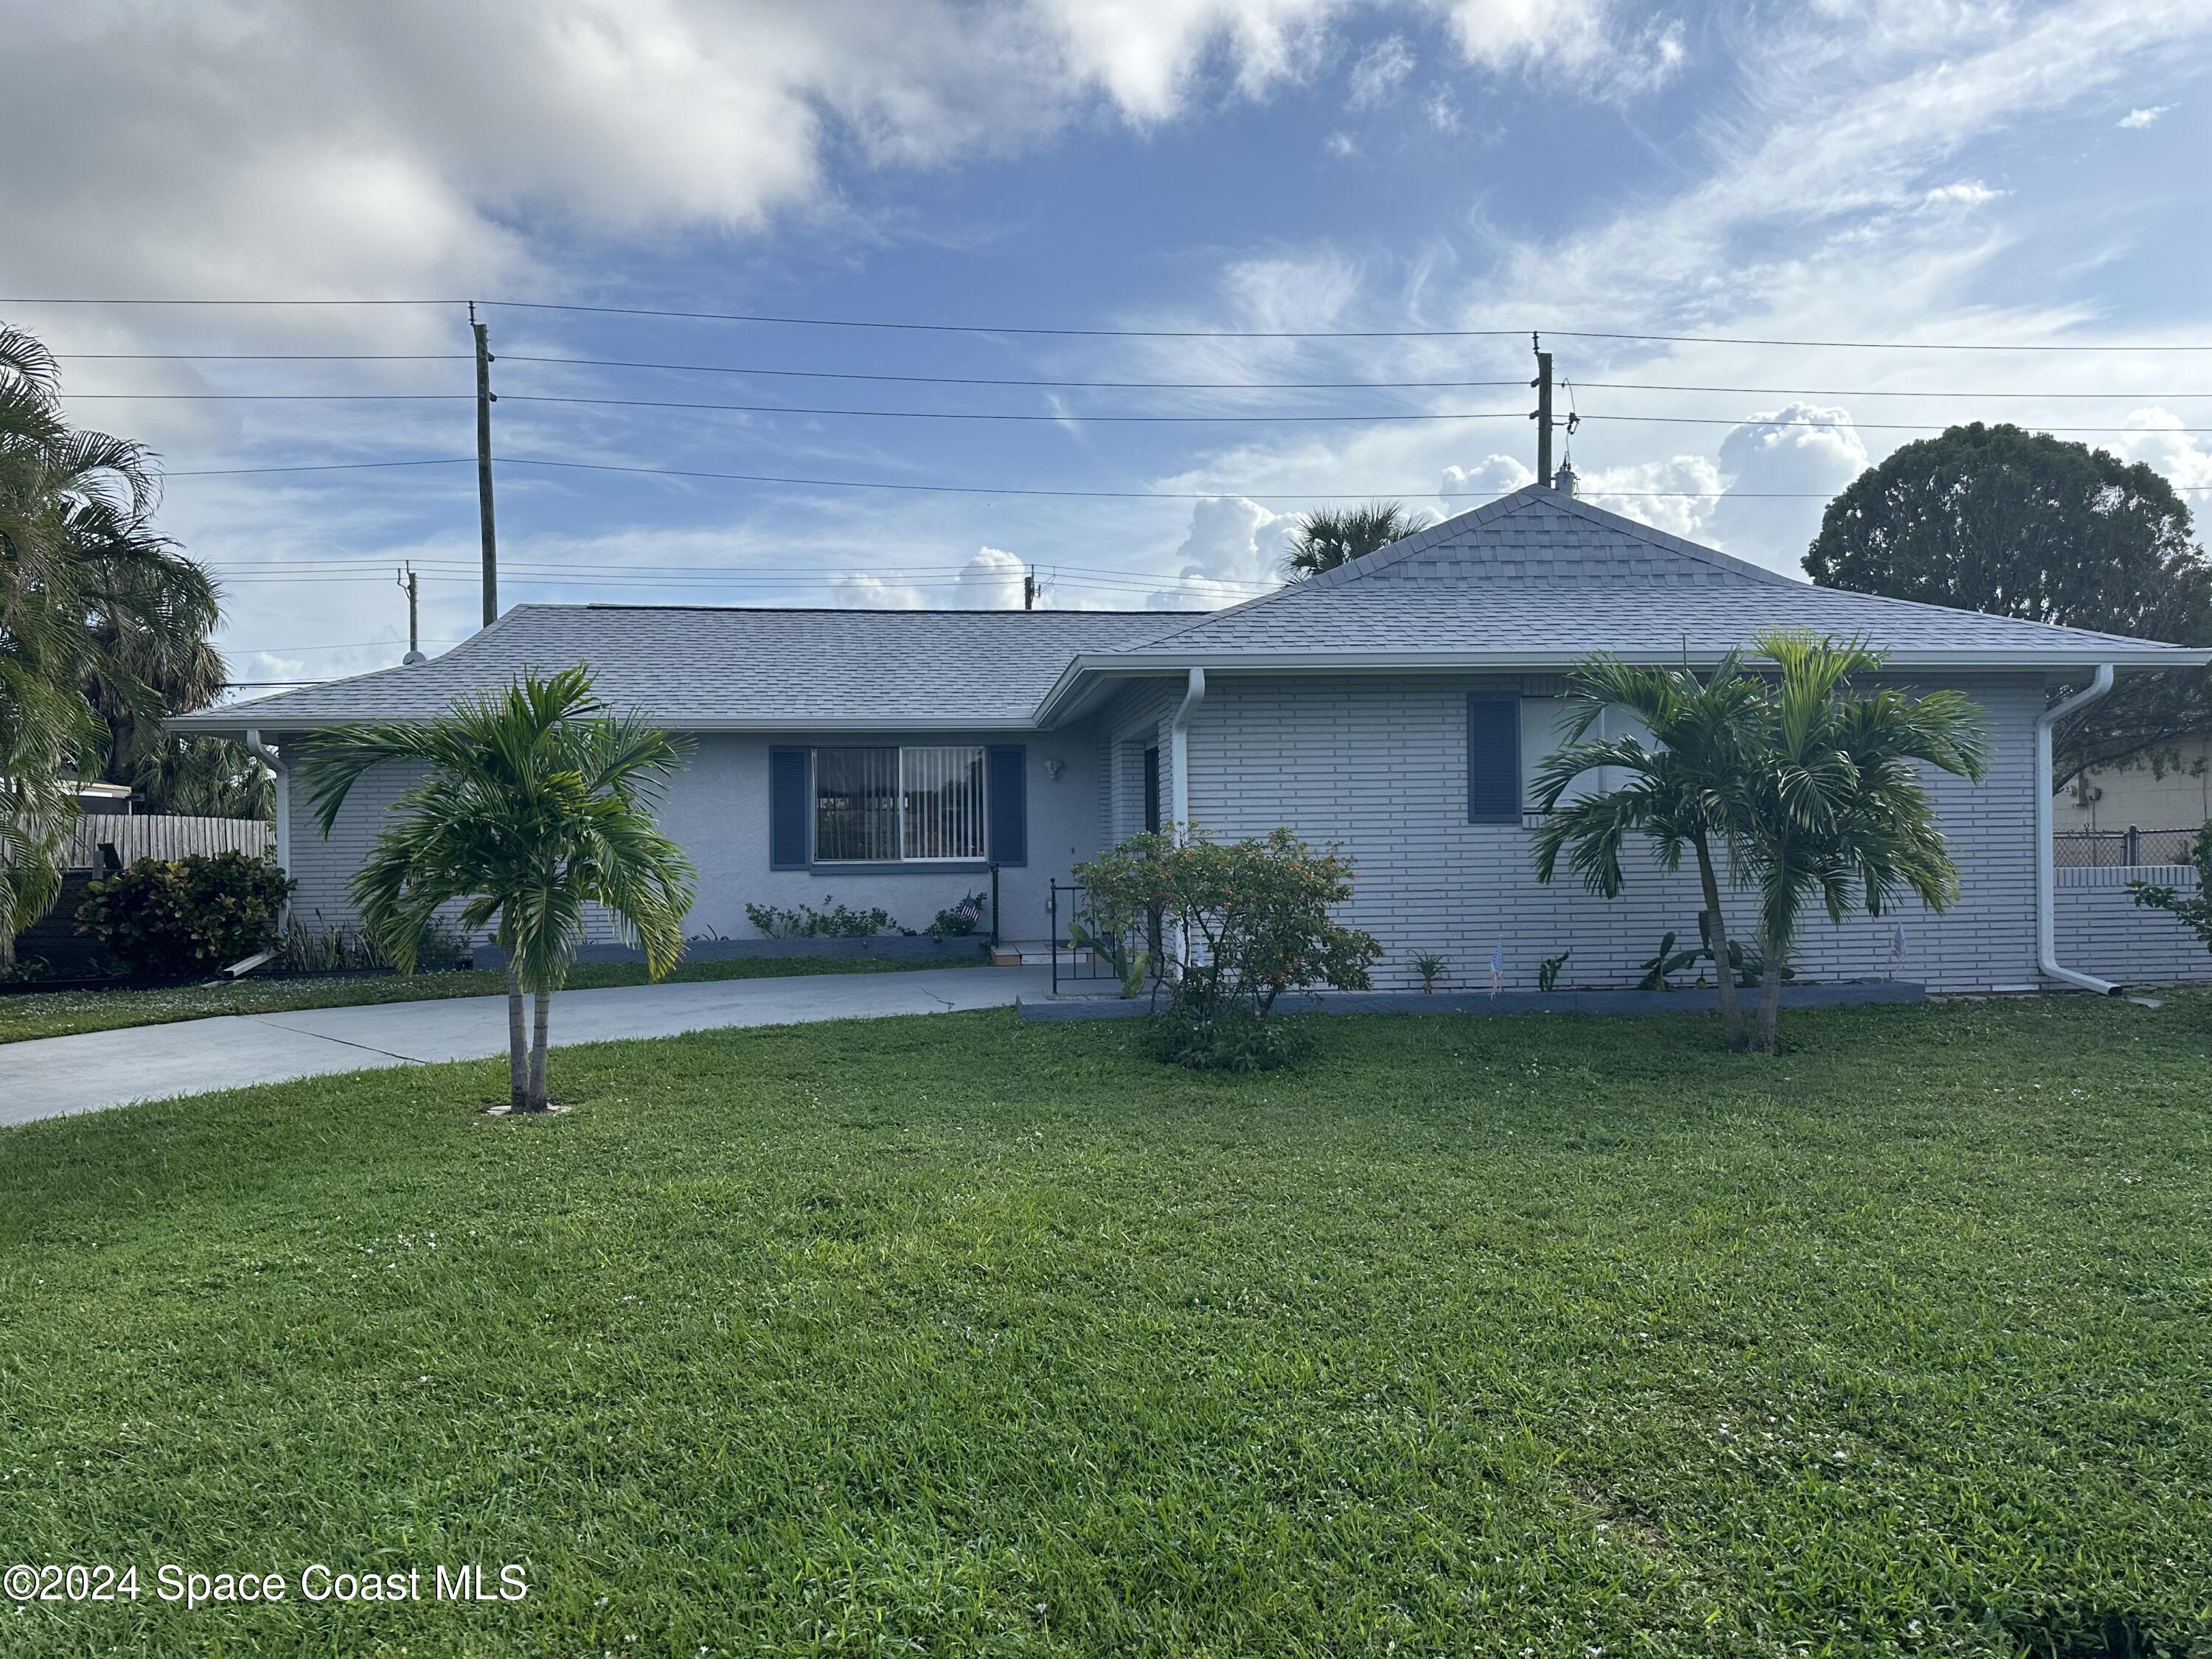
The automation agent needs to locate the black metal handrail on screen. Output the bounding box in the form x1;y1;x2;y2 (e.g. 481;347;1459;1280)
1048;880;1167;996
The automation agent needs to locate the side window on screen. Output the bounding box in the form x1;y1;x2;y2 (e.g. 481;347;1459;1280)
1466;695;1521;824
1522;699;1660;811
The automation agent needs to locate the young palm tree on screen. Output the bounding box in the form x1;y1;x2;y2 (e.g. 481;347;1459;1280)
297;668;697;1110
1281;501;1433;580
1733;632;1989;1052
1531;651;1766;1051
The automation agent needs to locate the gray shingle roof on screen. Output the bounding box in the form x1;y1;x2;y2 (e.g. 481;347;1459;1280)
179;486;2211;737
1093;487;2201;668
175;605;1178;733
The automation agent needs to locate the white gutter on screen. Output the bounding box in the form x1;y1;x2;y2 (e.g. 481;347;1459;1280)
1168;667;1206;830
2033;665;2118;995
243;728;290;894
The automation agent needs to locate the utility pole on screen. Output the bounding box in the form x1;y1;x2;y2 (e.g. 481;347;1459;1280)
470;302;498;627
1531;332;1554;485
1023;565;1037;610
396;563;422;661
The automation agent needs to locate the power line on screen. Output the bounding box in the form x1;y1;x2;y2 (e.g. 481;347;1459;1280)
157;453;2212;495
9;294;2211;349
47;349;2212;399
64;384;2212;433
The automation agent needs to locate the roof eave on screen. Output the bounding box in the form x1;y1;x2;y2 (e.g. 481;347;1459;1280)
170;712;1057;737
1032;644;2211;721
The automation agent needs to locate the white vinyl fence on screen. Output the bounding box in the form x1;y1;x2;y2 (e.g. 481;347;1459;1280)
66;814;271;870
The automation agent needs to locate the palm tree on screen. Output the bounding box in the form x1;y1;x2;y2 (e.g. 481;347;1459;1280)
1281;501;1433;580
1733;633;1989;1051
1531;652;1766;1051
296;668;697;1110
1;324;231;965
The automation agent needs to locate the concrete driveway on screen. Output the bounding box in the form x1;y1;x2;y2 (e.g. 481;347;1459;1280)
1;965;1051;1128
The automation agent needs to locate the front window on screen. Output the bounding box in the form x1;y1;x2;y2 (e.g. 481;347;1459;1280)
814;745;985;862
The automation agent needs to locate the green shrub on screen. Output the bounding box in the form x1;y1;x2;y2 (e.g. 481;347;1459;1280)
1146;1002;1312;1072
745;896;896;939
276;912;472;973
1077;825;1380;1071
925;889;989;938
2129;822;2212;959
76;852;293;979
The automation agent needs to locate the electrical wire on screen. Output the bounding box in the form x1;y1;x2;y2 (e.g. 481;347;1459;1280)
46;349;2212;400
156;453;2212;495
8;294;2211;349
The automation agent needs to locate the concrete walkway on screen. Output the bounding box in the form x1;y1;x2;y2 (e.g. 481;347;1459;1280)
1;966;1051;1128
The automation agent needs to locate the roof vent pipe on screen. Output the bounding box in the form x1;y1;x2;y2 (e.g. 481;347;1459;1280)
1552;459;1577;497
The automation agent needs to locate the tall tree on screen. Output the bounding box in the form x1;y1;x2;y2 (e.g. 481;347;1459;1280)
1805;422;2211;787
1281;501;1433;580
0;324;236;964
297;669;697;1111
1531;652;1767;1052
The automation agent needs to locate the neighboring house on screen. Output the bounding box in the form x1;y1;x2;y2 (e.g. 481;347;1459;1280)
2060;741;2212;835
175;482;2212;993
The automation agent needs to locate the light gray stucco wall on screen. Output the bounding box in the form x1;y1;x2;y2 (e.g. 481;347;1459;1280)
279;720;1110;947
1178;672;2061;995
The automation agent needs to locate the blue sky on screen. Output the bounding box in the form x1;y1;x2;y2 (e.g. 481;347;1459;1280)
7;0;2212;692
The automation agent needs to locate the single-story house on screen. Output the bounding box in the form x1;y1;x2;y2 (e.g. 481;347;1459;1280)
176;481;2212;993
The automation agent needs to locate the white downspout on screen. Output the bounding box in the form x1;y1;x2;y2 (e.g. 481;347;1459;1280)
2033;665;2119;995
243;728;290;907
1168;667;1206;830
1166;667;1206;978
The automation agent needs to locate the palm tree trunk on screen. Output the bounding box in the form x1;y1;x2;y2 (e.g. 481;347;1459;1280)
504;961;528;1110
1753;933;1787;1054
1693;837;1747;1054
526;990;551;1110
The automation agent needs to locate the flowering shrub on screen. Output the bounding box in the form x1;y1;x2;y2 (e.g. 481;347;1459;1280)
1074;825;1380;1071
77;852;294;979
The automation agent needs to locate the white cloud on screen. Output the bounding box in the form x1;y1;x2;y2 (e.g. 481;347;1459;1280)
827;573;930;609
2115;408;2212;491
0;0;1360;321
1425;89;1464;131
2118;103;2171;128
1440;454;1534;504
1326;130;1360;156
1422;0;1683;94
956;546;1029;608
1703;404;1869;573
1348;33;1416;106
1922;180;2001;207
1146;495;1288;607
1576;453;1725;540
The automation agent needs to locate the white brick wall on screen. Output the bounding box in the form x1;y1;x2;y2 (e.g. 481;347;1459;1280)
1180;672;2076;995
2056;866;2208;984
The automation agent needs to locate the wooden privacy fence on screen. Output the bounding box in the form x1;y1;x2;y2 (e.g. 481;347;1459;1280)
64;814;271;871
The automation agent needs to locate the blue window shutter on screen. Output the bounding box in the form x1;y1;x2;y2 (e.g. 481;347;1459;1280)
1467;695;1521;824
987;745;1027;866
769;747;810;869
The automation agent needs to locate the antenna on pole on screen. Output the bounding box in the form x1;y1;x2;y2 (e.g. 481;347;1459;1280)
470;301;498;629
397;563;424;663
1530;331;1554;486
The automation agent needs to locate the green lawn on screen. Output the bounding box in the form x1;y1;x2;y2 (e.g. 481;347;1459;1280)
0;947;981;1044
1;997;2208;1656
